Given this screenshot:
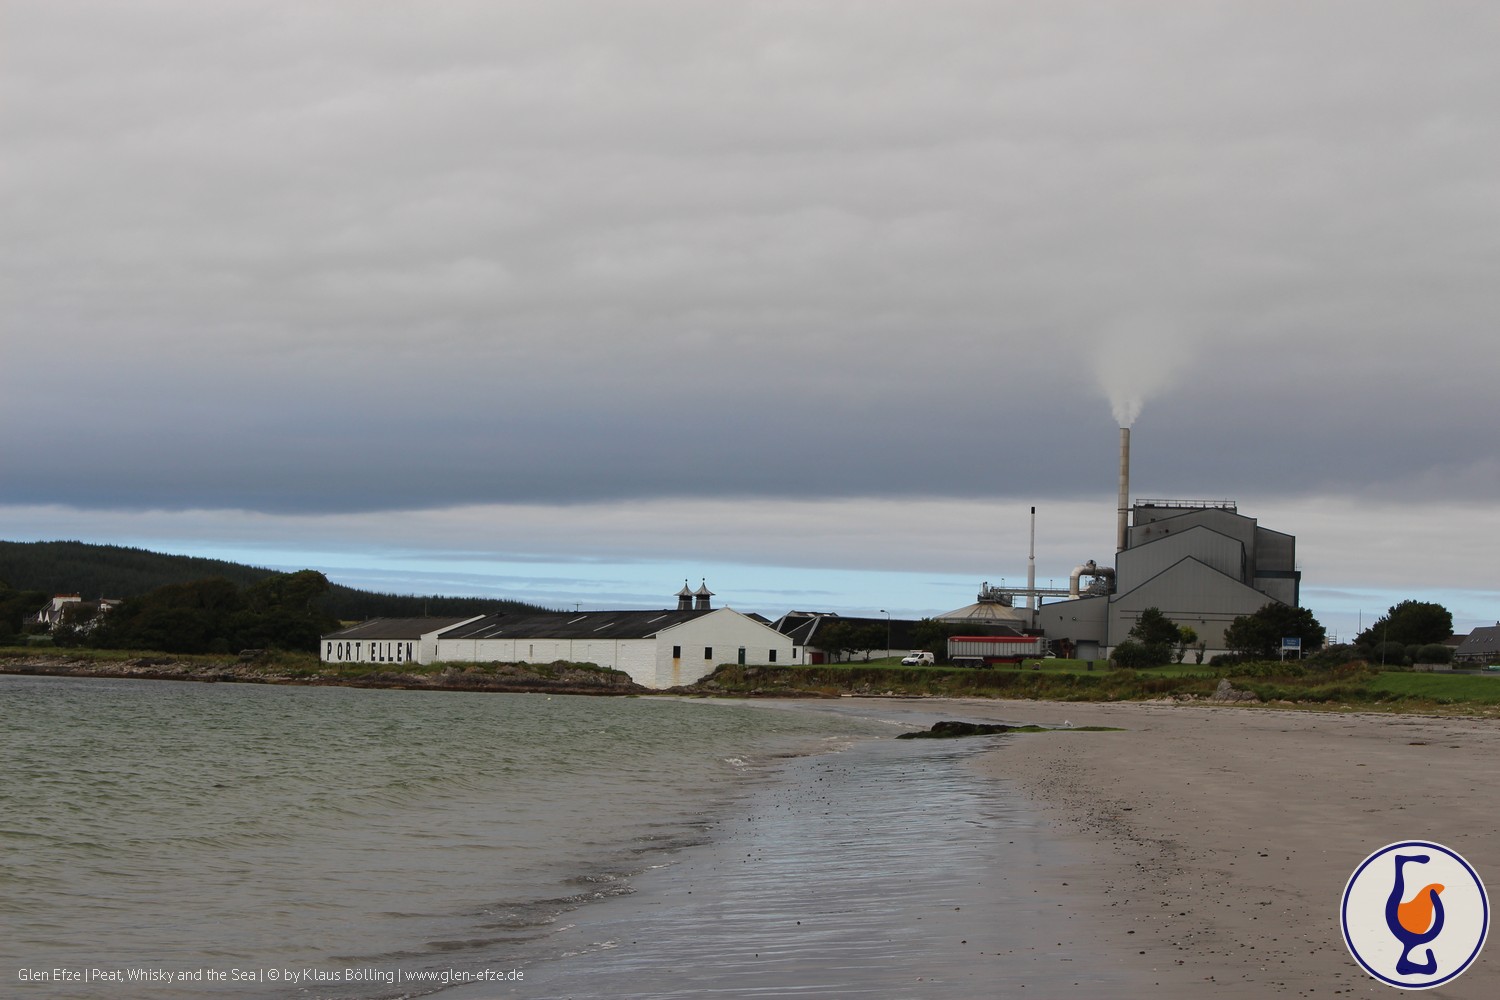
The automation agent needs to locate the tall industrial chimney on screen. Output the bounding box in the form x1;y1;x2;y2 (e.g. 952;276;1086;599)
1116;427;1131;552
1027;506;1037;628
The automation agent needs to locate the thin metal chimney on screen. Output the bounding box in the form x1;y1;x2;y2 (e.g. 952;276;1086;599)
1027;506;1037;628
1116;427;1131;552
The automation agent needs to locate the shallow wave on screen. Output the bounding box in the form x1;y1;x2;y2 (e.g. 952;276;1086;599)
1;675;890;998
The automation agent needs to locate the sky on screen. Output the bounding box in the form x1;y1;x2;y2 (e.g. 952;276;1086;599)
3;1;1498;642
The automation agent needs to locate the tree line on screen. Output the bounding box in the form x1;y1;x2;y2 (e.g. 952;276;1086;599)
0;540;548;635
1114;598;1455;668
0;540;273;600
0;580;49;644
55;570;340;654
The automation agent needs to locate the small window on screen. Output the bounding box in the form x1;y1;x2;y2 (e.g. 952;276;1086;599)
769;649;777;662
704;646;713;660
672;645;681;659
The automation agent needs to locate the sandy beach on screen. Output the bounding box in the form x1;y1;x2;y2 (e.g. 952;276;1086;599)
948;699;1500;997
432;696;1498;999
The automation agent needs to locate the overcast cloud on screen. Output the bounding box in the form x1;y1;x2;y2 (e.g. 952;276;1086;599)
3;2;1498;633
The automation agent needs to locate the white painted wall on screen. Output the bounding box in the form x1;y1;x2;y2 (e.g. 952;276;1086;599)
653;610;796;688
430;635;663;687
421;608;794;689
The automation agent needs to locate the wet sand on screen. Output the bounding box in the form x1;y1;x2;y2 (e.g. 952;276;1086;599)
954;699;1500;997
451;703;1151;998
446;698;1498;998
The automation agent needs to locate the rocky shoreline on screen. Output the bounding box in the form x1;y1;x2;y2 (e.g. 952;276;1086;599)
0;655;649;696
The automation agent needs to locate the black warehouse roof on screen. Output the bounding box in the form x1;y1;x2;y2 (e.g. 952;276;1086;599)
442;609;719;641
324;617;479;640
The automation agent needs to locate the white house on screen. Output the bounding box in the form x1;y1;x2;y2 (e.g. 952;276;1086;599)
33;594;121;630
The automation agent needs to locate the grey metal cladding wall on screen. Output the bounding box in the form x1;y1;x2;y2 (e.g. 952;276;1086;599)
1254;527;1296;573
1109;560;1281;647
1116;526;1246;592
1130;507;1257;554
1252;576;1298;606
1036;594;1108;642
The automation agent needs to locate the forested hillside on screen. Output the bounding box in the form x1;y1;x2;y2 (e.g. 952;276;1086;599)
0;540;273;596
0;540;549;622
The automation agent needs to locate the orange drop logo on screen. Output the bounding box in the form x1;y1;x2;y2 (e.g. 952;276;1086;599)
1343;841;1488;989
1396;882;1444;935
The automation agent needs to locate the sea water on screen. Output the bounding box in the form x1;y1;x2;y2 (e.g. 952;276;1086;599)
0;675;887;999
499;712;1139;1000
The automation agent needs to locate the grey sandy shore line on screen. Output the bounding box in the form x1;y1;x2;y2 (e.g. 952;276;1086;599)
947;698;1499;998
442;697;1500;999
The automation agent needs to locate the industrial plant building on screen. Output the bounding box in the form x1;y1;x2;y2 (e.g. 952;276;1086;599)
1026;427;1302;659
1036;498;1300;660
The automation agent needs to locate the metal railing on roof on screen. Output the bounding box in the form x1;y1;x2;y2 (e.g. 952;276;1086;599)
1135;498;1238;511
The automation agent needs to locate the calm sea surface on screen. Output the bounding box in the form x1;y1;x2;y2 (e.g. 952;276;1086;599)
0;676;888;999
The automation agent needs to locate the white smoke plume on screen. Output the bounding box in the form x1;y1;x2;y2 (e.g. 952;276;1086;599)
1109;392;1144;429
1090;315;1194;428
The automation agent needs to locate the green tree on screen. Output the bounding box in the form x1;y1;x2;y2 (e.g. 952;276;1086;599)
1413;643;1453;665
244;569;331;614
910;619;969;664
815;621;887;662
237;570;338;650
1128;607;1181;647
1112;639;1170;668
1305;643;1361;669
850;623;887;661
813;621;858;663
92;572;336;654
1175;625;1199;664
0;582;48;643
1355;601;1453;649
1122;607;1177;665
1223;603;1327;660
50;601;113;648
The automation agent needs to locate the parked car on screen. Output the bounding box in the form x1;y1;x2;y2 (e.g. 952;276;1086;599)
900;651;935;666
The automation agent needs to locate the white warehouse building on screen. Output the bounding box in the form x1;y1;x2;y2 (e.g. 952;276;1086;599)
436;606;793;689
321;585;795;690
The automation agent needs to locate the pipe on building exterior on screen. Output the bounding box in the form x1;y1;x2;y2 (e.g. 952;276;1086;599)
1068;560;1116;599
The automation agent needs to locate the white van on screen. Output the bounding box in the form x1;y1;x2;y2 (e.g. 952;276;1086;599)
900;651;935;665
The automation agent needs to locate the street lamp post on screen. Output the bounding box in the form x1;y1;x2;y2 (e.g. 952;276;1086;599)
880;609;891;655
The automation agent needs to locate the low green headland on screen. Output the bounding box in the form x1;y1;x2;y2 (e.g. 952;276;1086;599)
0;648;647;695
679;658;1500;714
4;649;1499;713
